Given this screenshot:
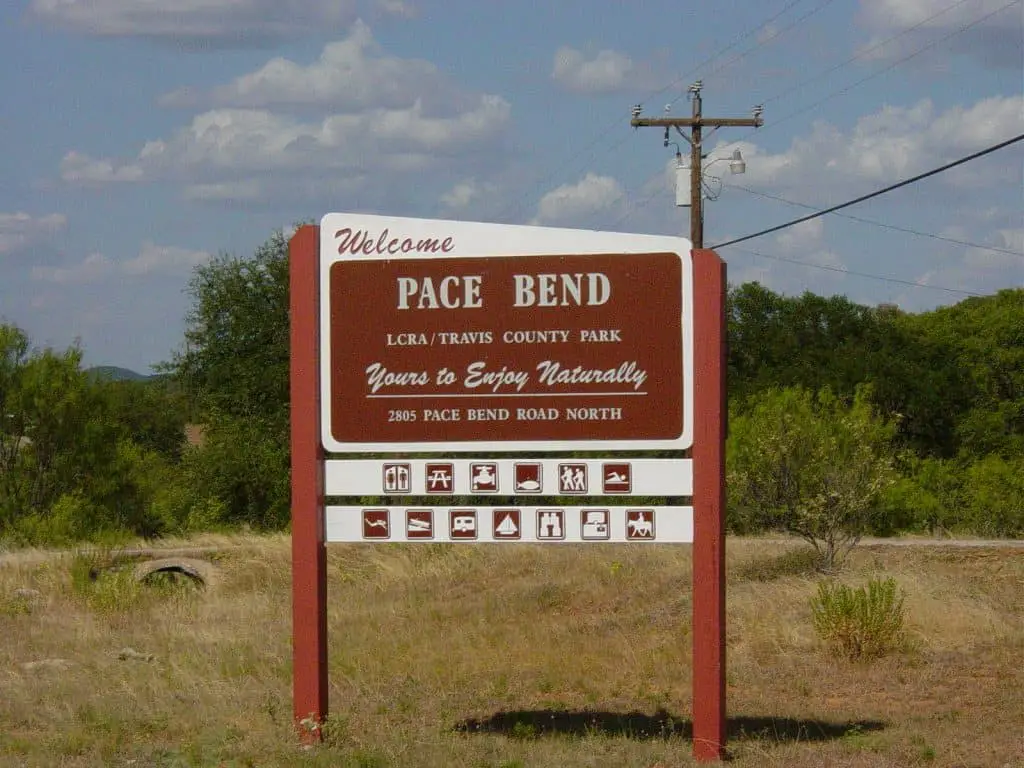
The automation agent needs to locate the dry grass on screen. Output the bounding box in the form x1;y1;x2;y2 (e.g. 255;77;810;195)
1;536;1022;767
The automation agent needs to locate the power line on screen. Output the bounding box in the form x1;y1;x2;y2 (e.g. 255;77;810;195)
730;245;986;296
666;0;841;109
758;0;975;107
710;132;1024;249
715;0;1022;152
730;184;1024;258
495;0;817;222
615;0;1021;231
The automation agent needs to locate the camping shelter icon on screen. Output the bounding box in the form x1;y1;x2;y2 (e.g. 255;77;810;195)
581;509;610;540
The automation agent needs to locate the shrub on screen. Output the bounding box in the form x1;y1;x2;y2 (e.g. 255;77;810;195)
728;386;897;572
810;577;906;659
961;455;1024;537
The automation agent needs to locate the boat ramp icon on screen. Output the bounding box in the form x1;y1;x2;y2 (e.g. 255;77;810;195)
406;510;433;539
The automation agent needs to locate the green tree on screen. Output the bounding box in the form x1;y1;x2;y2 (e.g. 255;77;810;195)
166;229;294;529
905;289;1024;459
728;284;880;402
0;324;169;543
727;386;898;572
726;282;972;458
961;455;1024;537
99;378;188;459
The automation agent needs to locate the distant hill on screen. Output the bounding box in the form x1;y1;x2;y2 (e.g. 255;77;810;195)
85;366;150;382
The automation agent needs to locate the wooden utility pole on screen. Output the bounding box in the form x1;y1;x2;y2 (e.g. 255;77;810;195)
630;82;763;248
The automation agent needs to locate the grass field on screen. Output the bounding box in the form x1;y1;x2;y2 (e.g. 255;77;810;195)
1;535;1022;767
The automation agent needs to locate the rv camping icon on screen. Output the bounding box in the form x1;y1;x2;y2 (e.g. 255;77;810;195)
449;509;477;540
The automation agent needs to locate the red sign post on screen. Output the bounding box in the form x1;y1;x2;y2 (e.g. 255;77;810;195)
691;248;727;760
289;217;727;760
289;225;328;742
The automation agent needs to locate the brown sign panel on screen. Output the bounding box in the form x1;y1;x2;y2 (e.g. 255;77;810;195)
328;252;683;446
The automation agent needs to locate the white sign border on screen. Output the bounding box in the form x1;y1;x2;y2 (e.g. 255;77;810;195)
324;458;693;497
319;213;694;453
325;505;694;543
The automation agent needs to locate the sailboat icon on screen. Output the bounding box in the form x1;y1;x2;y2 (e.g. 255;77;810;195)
493;510;520;539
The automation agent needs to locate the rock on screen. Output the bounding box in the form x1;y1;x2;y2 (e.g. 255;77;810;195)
22;658;72;672
117;647;155;662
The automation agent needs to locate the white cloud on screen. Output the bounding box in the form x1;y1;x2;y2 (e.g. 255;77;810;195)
715;95;1024;193
913;242;1023;299
440;179;497;212
858;0;1023;69
775;218;825;252
183;179;264;202
60;22;511;200
60;97;511;186
122;241;211;275
31;242;210;284
0;212;67;254
160;21;453;110
551;46;643;94
31;252;113;284
26;0;413;44
60;151;144;184
531;173;625;225
375;0;416;18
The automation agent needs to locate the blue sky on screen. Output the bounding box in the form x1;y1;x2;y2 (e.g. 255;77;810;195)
1;0;1021;372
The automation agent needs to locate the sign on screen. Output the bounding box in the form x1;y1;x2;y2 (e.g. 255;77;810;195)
325;506;694;543
289;218;728;761
324;458;693;497
320;214;693;453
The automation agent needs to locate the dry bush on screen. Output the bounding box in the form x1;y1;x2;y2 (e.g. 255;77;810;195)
810;577;906;659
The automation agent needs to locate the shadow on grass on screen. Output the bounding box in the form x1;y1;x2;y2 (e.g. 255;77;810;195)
455;709;885;744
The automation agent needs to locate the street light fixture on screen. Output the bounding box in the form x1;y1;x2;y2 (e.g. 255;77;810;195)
728;148;746;175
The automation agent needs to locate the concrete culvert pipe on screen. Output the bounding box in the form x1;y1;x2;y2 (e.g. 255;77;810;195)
132;558;216;588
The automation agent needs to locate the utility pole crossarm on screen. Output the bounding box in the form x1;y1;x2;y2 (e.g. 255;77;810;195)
630;117;763;129
629;84;763;250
